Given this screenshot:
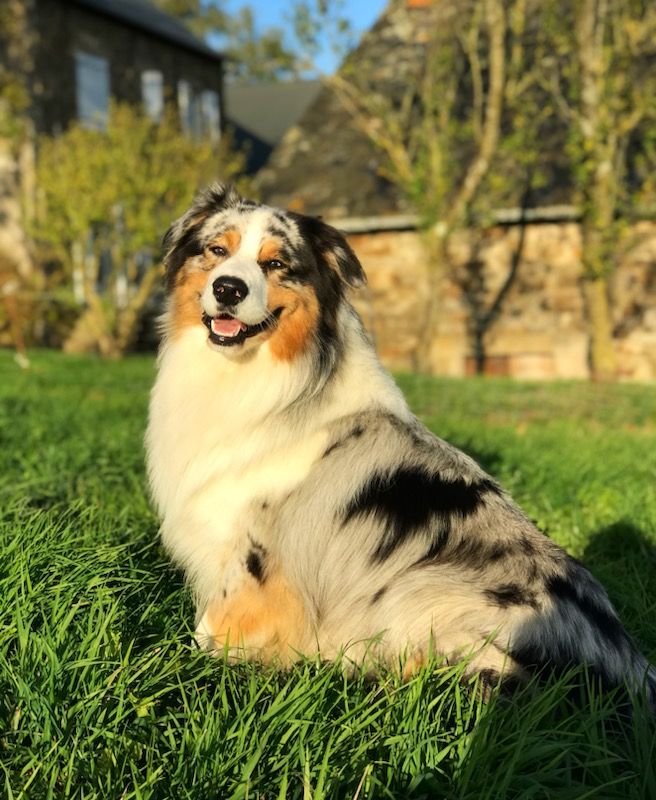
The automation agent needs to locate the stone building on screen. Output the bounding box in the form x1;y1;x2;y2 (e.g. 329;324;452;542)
257;0;656;381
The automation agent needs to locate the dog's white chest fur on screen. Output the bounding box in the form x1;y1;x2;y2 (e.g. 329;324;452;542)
146;328;330;596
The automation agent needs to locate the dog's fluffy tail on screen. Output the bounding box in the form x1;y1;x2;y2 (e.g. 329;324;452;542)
509;557;656;711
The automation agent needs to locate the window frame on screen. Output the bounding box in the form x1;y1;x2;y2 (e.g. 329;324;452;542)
74;50;111;130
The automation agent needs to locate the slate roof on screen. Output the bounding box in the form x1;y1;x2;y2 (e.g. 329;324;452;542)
225;80;322;173
69;0;223;61
226;80;322;149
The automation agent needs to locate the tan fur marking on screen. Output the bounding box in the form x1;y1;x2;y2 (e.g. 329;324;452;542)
202;572;307;664
169;269;208;338
258;239;283;263
209;229;241;255
267;282;319;362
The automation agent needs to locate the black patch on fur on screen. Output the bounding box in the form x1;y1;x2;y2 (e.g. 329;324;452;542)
485;583;538;609
509;638;619;699
266;223;295;243
520;536;536;556
323;425;366;458
289;212;366;288
545;569;627;649
488;543;511;562
343;467;499;563
316;312;342;380
509;562;634;693
412;525;451;566
433;537;511;572
164;226;203;289
370;586;387;605
246;550;265;584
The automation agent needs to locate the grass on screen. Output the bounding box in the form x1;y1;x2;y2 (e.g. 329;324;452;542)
1;349;655;799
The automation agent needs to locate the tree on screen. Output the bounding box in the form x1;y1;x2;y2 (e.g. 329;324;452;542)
539;0;656;380
331;0;546;372
154;0;353;81
32;103;248;357
152;0;302;81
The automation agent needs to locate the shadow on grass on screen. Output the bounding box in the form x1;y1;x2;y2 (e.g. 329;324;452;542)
582;520;656;654
451;519;656;799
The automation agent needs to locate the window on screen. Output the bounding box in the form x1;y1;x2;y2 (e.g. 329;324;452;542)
178;80;198;137
178;81;220;141
141;70;164;122
200;89;221;142
75;51;110;130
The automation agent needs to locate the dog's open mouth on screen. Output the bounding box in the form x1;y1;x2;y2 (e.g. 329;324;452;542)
202;310;282;347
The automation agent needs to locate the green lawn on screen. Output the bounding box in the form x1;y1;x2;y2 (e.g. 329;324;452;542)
1;350;655;799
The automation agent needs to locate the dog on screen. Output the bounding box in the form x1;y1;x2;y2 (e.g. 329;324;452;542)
146;183;655;702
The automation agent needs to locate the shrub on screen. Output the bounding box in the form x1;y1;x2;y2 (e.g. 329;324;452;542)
32;102;248;356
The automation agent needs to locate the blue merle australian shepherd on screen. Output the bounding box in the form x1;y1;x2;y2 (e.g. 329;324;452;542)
146;183;655;704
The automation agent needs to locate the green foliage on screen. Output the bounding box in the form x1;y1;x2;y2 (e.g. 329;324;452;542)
153;0;353;80
533;0;656;378
152;0;302;81
1;351;655;797
223;5;301;82
537;0;656;217
335;1;548;232
34;102;242;264
290;0;354;73
31;102;248;355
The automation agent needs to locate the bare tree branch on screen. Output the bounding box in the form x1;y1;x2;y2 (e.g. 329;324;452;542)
445;0;506;230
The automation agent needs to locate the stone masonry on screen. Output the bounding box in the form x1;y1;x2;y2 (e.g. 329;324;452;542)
345;221;656;381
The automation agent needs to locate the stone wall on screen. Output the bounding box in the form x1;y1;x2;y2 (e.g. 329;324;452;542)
346;221;656;381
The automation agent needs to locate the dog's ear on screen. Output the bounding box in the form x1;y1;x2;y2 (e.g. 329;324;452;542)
162;183;242;288
295;215;366;289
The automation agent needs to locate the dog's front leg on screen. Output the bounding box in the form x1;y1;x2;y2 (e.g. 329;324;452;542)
194;561;308;666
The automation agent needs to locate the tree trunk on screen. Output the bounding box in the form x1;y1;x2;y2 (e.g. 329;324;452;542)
576;0;618;381
581;274;616;382
415;229;449;374
114;263;160;353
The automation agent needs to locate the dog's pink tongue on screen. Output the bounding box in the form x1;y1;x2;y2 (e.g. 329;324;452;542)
212;317;244;337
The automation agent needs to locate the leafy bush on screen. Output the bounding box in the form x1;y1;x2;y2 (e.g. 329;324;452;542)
32;102;248;356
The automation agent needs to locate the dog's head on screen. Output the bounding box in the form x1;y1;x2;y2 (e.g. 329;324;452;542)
161;183;365;362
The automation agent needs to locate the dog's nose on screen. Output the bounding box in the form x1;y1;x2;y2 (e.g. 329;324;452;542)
212;276;249;306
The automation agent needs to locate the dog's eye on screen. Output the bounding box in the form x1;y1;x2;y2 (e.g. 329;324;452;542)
209;245;227;257
262;259;284;270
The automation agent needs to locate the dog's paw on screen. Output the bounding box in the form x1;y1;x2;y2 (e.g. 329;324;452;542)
193;610;214;651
